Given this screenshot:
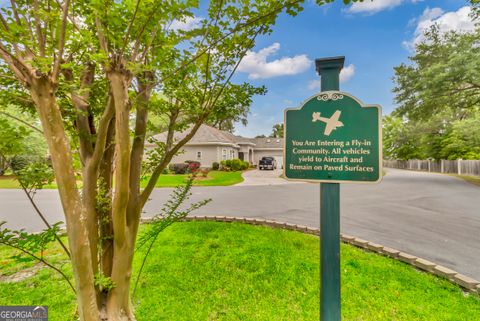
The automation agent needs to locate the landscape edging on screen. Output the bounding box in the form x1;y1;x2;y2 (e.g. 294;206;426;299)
142;215;480;294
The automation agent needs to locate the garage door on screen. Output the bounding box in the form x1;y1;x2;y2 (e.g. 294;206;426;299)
273;156;284;169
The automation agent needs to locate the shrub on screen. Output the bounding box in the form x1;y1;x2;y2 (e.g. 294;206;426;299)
185;160;201;173
10;155;36;172
220;160;230;171
169;163;189;174
230;159;242;171
219;159;249;171
212;162;219;170
199;168;210;178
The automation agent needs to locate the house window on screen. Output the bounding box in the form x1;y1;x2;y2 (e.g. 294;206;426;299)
197;151;202;160
222;149;227;160
230;150;235;159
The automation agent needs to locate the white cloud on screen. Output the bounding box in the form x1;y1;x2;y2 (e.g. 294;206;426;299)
340;64;355;83
307;64;356;90
170;16;202;31
238;43;311;80
308;80;320;90
347;0;422;15
404;6;476;50
347;0;402;14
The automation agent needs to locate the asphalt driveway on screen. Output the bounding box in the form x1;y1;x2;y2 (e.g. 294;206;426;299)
1;168;479;280
238;169;299;185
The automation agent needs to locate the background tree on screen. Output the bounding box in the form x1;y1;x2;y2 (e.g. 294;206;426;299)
439;113;480;159
207;83;266;133
0;118;30;174
382;115;424;160
388;12;479;160
0;1;360;320
0;107;46;174
393;26;480;120
271;123;284;138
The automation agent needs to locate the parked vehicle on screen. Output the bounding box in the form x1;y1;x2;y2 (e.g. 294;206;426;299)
258;156;276;170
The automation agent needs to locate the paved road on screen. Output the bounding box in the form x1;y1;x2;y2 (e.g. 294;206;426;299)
1;168;479;281
238;168;298;185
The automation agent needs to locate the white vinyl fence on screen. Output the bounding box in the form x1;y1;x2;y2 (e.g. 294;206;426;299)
384;159;480;177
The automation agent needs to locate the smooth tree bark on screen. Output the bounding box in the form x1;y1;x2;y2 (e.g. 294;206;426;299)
29;76;100;321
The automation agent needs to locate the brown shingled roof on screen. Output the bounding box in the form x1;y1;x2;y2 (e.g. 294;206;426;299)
152;124;237;145
150;124;284;149
250;137;284;149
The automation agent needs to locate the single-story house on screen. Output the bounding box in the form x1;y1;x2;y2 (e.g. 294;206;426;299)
148;124;284;168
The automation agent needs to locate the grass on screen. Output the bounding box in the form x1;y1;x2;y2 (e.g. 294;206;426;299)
0;176;22;188
142;170;243;188
449;174;480;186
1;221;479;320
0;171;243;189
0;175;78;189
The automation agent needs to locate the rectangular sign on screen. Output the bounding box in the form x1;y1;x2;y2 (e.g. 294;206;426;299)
284;91;382;183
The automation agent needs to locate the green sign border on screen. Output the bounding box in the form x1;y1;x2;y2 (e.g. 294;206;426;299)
283;91;383;184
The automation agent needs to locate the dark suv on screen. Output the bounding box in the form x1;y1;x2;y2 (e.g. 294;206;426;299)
258;157;276;170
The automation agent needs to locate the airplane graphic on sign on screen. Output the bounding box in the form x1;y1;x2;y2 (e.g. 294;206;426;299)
312;110;343;136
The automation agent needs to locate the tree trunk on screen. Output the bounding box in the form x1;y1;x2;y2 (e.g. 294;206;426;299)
105;230;136;321
99;117;115;279
30;78;100;321
105;69;137;321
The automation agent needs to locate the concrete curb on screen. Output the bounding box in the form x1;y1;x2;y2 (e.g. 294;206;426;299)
141;215;480;294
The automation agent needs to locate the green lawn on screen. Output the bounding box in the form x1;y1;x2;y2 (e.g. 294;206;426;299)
0;171;243;189
0;176;61;189
1;221;480;320
142;170;243;187
1;222;479;320
0;176;22;188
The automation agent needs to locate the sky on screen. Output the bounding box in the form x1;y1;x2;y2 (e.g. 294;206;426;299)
227;0;476;137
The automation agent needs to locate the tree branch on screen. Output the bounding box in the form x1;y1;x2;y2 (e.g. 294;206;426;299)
0;43;31;85
52;0;71;83
89;94;115;171
32;0;45;57
125;72;154;231
54;0;81;32
130;0;166;61
0;14;23;59
64;63;95;163
140;116;205;206
108;70;131;245
122;0;142;54
15;174;71;259
0;241;76;293
8;0;36;54
161;0;303;83
0;111;43;134
95;17;108;53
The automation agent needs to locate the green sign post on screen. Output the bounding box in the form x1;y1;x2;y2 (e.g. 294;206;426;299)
284;56;382;320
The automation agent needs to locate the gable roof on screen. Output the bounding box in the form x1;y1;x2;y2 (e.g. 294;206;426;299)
150;124;284;149
251;137;284;149
151;124;238;146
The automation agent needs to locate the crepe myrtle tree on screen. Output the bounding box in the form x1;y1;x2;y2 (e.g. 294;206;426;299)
0;0;361;320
